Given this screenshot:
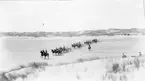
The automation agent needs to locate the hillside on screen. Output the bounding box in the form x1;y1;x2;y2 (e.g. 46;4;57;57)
0;28;145;37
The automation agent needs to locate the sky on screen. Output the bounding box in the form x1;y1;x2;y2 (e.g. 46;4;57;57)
0;0;145;32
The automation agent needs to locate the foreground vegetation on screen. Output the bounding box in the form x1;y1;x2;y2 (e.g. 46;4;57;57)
1;55;145;81
0;62;48;81
103;56;145;81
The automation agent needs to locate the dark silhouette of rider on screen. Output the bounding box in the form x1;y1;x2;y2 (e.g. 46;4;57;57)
45;49;49;58
40;49;45;55
40;49;49;59
88;44;91;51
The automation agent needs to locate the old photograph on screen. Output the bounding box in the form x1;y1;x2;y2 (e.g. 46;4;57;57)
0;0;145;81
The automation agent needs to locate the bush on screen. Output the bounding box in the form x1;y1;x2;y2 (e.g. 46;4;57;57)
112;63;120;73
28;62;48;69
133;58;140;70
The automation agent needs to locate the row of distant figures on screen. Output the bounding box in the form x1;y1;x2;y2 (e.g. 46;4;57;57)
122;52;142;58
40;38;98;59
105;52;143;61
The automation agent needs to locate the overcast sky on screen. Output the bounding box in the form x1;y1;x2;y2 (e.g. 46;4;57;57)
0;0;145;32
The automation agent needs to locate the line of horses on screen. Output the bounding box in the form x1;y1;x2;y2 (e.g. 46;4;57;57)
71;42;83;48
40;38;143;60
40;38;99;59
51;46;72;56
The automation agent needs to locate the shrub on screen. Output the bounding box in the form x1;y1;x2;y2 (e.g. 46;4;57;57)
112;63;120;73
0;72;9;81
133;58;140;70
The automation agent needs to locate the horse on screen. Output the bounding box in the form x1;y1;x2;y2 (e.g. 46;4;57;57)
92;39;98;43
71;42;83;49
71;43;78;48
84;41;92;45
51;47;63;56
40;49;49;59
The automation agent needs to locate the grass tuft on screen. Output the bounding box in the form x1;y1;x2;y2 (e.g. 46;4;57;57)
0;62;48;81
103;56;145;81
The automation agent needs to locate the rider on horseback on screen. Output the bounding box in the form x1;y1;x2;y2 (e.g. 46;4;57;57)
40;49;49;59
88;44;91;51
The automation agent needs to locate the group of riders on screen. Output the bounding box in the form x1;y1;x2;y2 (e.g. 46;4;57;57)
71;42;83;48
40;49;49;59
40;38;98;59
122;52;143;58
51;46;72;56
40;38;143;60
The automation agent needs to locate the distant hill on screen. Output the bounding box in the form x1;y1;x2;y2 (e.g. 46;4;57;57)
0;28;145;37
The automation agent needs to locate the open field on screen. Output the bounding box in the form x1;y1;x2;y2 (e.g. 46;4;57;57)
1;55;145;81
0;36;145;81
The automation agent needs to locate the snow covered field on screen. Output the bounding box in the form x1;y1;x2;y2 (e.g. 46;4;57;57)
1;56;145;81
1;36;145;81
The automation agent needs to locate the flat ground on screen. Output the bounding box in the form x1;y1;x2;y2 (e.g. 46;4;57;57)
0;36;145;81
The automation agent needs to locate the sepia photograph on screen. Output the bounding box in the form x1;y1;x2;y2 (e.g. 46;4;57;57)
0;0;145;81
